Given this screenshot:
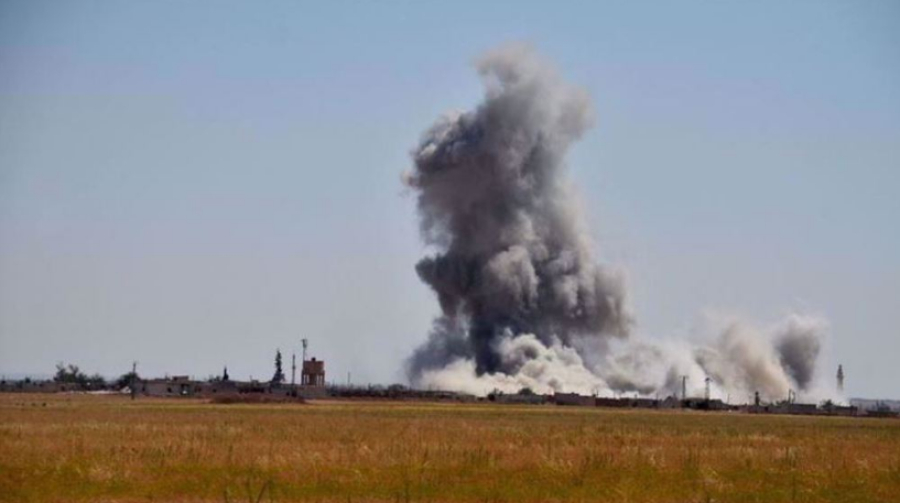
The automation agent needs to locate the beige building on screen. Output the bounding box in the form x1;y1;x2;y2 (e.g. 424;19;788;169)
138;376;197;397
301;358;325;386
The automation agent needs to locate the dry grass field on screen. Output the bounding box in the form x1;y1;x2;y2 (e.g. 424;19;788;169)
1;393;899;502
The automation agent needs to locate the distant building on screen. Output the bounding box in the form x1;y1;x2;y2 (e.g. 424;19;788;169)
596;397;634;408
199;380;238;395
682;398;732;411
0;380;73;393
629;398;661;409
850;398;900;414
491;392;547;405
139;376;197;397
554;393;594;407
771;402;818;415
301;358;325;387
820;402;858;417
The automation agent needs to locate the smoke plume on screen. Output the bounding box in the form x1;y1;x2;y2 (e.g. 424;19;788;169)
775;314;825;390
405;44;832;403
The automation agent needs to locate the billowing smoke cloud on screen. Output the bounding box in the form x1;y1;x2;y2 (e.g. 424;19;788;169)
414;314;829;401
405;44;832;403
405;43;631;377
417;333;608;397
775;314;825;390
694;317;802;400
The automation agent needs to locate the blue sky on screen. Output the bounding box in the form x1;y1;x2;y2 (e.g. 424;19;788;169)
1;1;898;397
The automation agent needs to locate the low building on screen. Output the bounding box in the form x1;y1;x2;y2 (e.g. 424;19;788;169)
595;397;631;408
197;380;238;395
771;402;818;415
138;376;198;397
0;380;74;393
659;396;682;409
492;392;547;405
821;404;858;417
554;393;594;407
630;398;660;409
595;397;666;409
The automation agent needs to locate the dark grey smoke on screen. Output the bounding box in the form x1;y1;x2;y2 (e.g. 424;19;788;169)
775;315;824;390
405;44;631;379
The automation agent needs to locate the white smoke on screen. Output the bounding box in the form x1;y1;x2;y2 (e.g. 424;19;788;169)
417;333;609;396
416;313;834;402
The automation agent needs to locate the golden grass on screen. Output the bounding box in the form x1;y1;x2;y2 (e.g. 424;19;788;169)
1;393;899;502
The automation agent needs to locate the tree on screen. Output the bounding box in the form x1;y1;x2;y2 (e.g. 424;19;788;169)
271;350;285;384
223;366;230;382
54;363;86;385
116;371;139;390
85;373;106;389
54;363;106;389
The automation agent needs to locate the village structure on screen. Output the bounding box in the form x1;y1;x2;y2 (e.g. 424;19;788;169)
1;341;329;400
0;354;895;418
134;356;327;399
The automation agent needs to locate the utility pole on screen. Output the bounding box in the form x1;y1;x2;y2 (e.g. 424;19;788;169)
291;352;297;397
130;361;137;401
301;338;308;386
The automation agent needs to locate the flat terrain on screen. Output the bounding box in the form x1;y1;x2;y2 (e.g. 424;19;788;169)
1;394;899;502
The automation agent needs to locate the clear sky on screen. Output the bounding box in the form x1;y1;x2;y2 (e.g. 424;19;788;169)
1;1;898;397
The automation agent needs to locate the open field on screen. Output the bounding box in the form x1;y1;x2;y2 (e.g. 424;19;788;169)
1;394;899;502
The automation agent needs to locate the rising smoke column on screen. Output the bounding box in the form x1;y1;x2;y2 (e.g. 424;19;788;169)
775;314;825;390
404;44;832;401
405;44;631;380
